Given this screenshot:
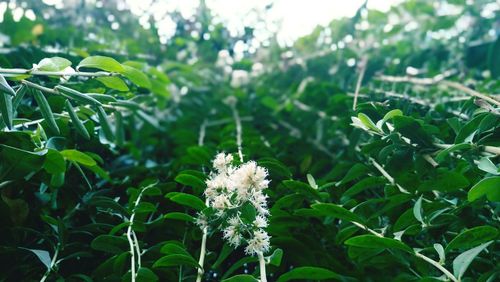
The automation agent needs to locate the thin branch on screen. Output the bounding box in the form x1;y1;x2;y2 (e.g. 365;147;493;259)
369;158;409;194
258;252;267;282
376;74;500;107
414;252;458;282
198;119;207;147
0;68;115;77
228;98;244;162
39;243;61;282
353;57;368;110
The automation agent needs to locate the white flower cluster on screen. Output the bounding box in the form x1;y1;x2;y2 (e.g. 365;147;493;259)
198;152;271;256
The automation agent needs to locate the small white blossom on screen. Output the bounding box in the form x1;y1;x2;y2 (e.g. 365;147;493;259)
213;153;233;172
198;152;272;257
195;213;208;229
212;194;231;210
245;229;271;255
253;215;268;228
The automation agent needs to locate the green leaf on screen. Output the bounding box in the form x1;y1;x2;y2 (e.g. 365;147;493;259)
344;235;414;253
477;157;499;175
418;170;469;192
120;65;151;88
164;212;194;222
43;149;66;174
77;56;124;72
65;100;90;140
60;149;97;166
20;248;51;270
342;176;386;198
283;180;321;199
434;243;445;264
358;113;381;133
0;91;13;129
96;106;115;141
413;195;424;224
267;248;283;266
0;74;16;96
435;143;473;162
174;173;206;190
91;235;129;254
96;76;129;91
37;57;71;72
212;244;233;269
33;90;60;134
446;226;498;252
0;145;47;179
453;241;493;280
160;243;192;257
277;266;343;282
311;203;365;224
393;115;433;146
55;85;102;106
153;254;201;269
240;201;257;222
222;275;258;282
135;267;159;282
468;177;500;202
382;109;403;123
166;192;206;211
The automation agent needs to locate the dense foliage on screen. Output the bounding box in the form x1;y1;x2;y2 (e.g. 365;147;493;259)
0;0;499;281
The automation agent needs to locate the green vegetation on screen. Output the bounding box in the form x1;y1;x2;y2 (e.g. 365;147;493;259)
0;0;498;281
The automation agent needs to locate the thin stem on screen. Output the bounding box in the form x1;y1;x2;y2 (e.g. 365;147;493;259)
40;243;61;282
22;80;58;95
353;57;368;110
349;220;458;281
126;185;153;282
414;252;458;282
195;220;208;282
376;74;500;107
229;99;244;162
257;252;267;282
198;119;207;147
369;158;409;194
0;67;115;77
351;221;384;237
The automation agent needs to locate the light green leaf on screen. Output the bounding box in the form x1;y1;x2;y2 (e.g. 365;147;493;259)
413;195;424;224
468;177;500;202
120;65;151;88
446;226;498;252
96;76;129;91
222;275;258;282
453;241;493;280
37;57;71;72
311;203;365;224
277;266;343;282
60;149;97;166
358;113;382;133
0;74;16;96
77;56;124;72
344;235;414;253
477;157;499;175
153;254;201;269
166;192;206;211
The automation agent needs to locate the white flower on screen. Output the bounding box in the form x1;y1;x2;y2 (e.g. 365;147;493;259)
245;229;271;256
212;194;231;210
223;218;242;247
195;214;208;229
250;191;269;215
213;153;233;172
232;161;269;191
253;215;268;228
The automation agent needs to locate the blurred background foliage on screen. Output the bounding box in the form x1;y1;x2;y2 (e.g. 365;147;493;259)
0;0;499;281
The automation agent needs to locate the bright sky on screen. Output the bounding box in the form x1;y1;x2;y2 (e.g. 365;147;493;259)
126;0;403;45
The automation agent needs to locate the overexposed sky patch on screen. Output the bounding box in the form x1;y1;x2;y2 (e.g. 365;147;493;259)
126;0;403;45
